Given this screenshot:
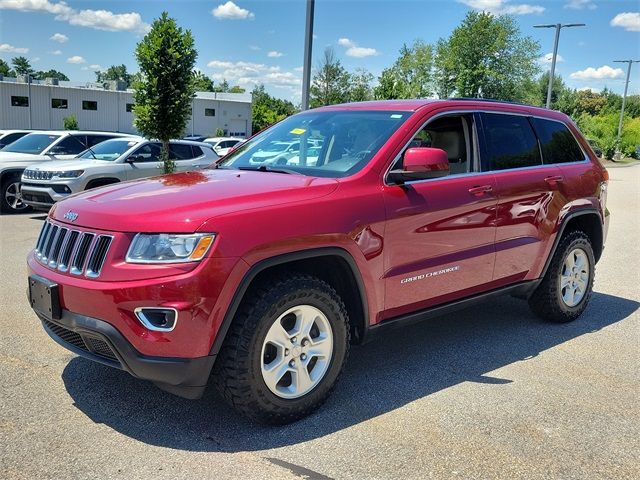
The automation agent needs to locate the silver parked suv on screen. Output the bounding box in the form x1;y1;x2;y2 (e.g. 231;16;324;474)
21;137;219;211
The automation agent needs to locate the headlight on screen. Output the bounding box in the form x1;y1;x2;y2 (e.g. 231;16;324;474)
52;170;84;179
126;233;215;263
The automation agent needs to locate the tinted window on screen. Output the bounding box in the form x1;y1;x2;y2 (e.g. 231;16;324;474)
3;134;60;154
191;146;203;157
82;100;98;111
86;135;115;147
0;132;28;148
169;143;194;160
532;118;584;164
126;103;134;112
11;96;28;107
54;136;87;155
131;143;161;162
205;108;215;117
482;113;541;171
52;98;68;109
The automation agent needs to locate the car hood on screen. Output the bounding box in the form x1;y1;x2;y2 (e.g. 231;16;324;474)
0;152;47;162
50;168;339;232
27;159;108;171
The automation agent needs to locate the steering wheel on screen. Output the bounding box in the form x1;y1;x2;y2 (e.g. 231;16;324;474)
353;150;372;161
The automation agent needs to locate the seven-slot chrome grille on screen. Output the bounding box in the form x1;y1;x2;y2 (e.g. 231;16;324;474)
34;220;113;278
23;170;54;180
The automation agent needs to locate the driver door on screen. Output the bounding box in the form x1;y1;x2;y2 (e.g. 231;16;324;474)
381;112;498;319
125;142;163;180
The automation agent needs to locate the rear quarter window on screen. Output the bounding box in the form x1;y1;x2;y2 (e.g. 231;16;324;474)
531;118;585;164
481;113;542;171
169;143;194;160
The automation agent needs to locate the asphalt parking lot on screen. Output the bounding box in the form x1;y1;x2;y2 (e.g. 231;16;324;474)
1;165;638;480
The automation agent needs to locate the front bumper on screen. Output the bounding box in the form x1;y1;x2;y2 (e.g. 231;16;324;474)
21;184;71;209
38;308;216;399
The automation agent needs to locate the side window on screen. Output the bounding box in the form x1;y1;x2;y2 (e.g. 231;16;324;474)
398;115;472;176
169;143;194;160
191;146;203;157
531;118;585;164
53;136;87;155
131;143;161;162
481;113;541;171
2;132;26;145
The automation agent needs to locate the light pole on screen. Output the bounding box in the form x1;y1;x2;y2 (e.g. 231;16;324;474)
613;59;639;156
534;23;585;109
301;0;315;110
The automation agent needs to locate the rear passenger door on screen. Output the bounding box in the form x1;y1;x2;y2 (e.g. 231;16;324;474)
478;112;564;283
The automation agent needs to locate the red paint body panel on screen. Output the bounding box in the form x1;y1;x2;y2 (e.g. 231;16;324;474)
28;99;609;365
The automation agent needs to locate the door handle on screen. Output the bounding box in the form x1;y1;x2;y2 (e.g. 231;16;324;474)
468;185;493;196
544;175;564;185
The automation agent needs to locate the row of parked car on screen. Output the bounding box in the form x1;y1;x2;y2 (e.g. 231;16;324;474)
0;130;245;214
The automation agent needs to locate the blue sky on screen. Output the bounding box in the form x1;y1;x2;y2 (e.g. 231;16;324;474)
0;0;638;102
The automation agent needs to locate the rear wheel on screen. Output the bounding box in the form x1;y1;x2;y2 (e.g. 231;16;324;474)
529;230;595;323
1;173;31;214
213;274;350;424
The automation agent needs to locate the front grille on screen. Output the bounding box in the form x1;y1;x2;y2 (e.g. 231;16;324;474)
22;192;54;205
23;170;54;180
34;220;113;278
43;319;119;364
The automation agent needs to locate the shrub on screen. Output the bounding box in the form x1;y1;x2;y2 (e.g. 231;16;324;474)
63;114;78;130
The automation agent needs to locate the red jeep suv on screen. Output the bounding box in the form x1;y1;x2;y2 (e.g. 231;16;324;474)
27;99;609;424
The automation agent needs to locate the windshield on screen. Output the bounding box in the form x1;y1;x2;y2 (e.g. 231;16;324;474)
218;110;410;178
79;139;139;161
3;133;61;154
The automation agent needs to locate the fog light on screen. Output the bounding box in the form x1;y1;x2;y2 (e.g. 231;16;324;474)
134;308;178;332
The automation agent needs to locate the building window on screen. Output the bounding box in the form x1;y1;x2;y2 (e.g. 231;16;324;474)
205;108;215;117
126;103;134;112
11;96;29;107
82;100;98;111
51;98;68;109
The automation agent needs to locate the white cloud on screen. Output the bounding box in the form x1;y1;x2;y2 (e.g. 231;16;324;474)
294;66;304;72
337;37;379;58
458;0;545;15
0;1;149;32
577;86;601;93
207;58;301;93
0;43;29;54
249;45;261;51
67;55;86;64
610;12;640;32
538;53;565;65
81;64;102;71
211;1;254;20
570;65;625;80
49;32;68;43
267;51;283;58
49;49;62;55
31;56;40;62
564;0;596;10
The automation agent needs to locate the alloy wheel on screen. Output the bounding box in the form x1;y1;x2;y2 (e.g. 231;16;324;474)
559;248;590;307
5;181;27;211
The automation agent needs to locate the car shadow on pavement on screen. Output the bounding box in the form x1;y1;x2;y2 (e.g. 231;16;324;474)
62;291;638;452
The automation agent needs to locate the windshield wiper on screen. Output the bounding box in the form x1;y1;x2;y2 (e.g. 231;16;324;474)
237;165;299;175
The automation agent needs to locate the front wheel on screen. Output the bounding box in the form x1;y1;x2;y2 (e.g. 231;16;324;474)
529;230;595;323
213;274;350;424
1;174;31;214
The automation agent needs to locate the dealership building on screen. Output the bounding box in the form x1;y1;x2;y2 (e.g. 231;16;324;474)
0;76;252;138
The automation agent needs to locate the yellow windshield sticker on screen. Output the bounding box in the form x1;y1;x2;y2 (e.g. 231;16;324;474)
290;128;306;135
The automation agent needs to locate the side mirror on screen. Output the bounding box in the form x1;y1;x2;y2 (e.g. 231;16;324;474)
388;147;450;184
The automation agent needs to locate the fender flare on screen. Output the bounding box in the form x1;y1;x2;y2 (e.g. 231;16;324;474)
539;208;602;279
208;247;369;356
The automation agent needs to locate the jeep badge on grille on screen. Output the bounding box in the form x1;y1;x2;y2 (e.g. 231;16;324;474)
63;211;79;222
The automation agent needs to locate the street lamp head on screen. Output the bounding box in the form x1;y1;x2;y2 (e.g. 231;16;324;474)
562;23;586;28
613;60;640;63
534;24;556;28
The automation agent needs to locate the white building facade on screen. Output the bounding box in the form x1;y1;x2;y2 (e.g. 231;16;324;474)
0;77;252;138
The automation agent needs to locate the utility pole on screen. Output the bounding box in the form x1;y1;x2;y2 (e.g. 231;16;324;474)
613;60;639;157
301;0;315;110
534;23;585;109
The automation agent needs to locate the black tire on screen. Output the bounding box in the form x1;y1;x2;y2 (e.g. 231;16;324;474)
529;230;595;323
1;173;31;214
213;274;350;424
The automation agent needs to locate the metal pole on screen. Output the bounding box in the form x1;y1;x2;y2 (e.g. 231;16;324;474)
546;24;561;109
301;0;315;110
615;60;637;148
27;75;32;129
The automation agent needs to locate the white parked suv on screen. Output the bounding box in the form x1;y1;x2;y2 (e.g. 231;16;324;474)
203;137;244;157
0;130;33;149
1;130;134;213
21;137;218;211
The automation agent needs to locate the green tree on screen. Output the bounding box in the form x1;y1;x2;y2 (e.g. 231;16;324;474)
310;47;351;107
521;72;566;107
215;128;225;137
63;114;79;130
376;40;434;100
348;68;374;102
434;11;540;101
11;56;34;76
251;84;296;133
192;70;214;91
0;59;11;76
229;85;246;93
34;69;70;81
133;12;197;174
212;79;230;93
96;64;132;87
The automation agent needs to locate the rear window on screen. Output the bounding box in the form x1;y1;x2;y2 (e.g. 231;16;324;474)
531;118;585;164
191;146;203;157
481;113;542;171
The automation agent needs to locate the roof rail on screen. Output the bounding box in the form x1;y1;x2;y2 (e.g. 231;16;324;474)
447;97;538;108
